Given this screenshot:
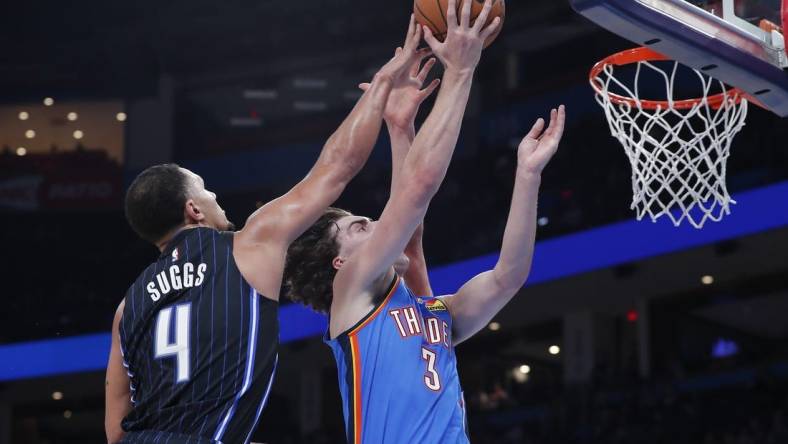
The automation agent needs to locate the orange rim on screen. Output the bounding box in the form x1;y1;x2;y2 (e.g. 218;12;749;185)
589;47;745;110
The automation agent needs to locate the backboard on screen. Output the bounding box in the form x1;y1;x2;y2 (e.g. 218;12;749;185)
570;0;788;117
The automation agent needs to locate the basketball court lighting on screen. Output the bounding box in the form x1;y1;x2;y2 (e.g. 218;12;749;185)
67;112;78;121
488;322;501;331
73;130;84;140
549;345;560;355
63;410;72;419
293;101;328;111
293;78;328;89
537;217;549;226
43;97;54;106
18;111;29;120
243;89;278;99
25;129;36;139
52;391;63;400
16;147;27;156
519;365;531;374
116;112;127;122
701;275;714;285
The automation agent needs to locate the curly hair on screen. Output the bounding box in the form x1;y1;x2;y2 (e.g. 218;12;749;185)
282;207;350;313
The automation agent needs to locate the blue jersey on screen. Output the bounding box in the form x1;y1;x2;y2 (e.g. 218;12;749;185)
326;276;468;444
119;228;279;444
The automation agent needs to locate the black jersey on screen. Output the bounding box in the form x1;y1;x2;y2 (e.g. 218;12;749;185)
118;227;278;444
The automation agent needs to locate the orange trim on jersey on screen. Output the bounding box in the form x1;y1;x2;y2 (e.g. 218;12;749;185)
350;334;363;444
344;275;399;444
347;276;400;337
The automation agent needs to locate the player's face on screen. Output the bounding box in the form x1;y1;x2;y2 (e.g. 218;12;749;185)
332;214;409;273
181;168;235;231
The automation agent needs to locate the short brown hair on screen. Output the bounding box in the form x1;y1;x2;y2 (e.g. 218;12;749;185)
282;207;350;313
125;164;189;243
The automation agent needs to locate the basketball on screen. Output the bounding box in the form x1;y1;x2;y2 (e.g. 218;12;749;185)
414;0;506;48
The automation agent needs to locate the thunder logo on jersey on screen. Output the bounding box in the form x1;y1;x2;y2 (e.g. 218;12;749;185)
388;303;450;349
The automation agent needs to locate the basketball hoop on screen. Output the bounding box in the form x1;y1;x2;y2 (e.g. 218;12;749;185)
590;47;749;229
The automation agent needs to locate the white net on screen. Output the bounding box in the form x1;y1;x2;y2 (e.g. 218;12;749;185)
592;56;749;229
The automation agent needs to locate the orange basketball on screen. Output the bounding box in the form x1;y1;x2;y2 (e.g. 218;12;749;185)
414;0;506;48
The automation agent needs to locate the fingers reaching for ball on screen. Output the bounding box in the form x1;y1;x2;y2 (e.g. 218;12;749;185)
473;0;494;33
446;0;458;30
403;14;422;54
460;0;472;29
416;0;504;48
421;0;500;74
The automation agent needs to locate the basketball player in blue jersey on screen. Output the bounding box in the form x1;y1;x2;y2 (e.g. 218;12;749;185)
103;18;430;444
283;0;566;442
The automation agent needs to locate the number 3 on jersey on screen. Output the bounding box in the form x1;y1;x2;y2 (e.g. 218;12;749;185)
154;303;191;383
421;347;441;391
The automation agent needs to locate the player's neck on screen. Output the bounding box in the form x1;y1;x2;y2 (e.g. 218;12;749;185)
372;268;399;303
155;224;203;252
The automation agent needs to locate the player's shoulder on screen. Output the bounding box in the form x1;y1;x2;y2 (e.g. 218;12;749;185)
216;228;237;245
180;226;234;244
167;226;236;258
126;260;159;295
385;275;411;300
193;226;237;250
400;279;427;299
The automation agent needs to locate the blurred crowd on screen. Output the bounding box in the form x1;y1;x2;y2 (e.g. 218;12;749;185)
468;374;788;444
2;103;787;344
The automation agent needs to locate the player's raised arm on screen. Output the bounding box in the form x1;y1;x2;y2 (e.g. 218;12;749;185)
442;105;566;345
105;300;131;444
333;0;501;315
233;16;427;298
385;58;439;298
360;54;440;296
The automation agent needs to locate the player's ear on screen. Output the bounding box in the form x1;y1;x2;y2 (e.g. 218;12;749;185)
184;199;205;224
332;257;345;271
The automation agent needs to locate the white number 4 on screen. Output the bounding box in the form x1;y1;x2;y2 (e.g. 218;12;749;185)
155;304;191;383
421;348;441;391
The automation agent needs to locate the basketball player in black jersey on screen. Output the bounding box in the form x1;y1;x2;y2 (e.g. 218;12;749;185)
104;18;428;444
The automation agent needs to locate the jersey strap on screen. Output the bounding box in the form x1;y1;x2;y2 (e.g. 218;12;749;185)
330;276;399;444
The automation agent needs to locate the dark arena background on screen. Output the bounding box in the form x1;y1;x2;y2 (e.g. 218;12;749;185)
2;1;788;443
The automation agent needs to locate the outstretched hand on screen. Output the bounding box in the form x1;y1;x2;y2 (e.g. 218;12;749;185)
517;105;566;175
374;15;427;85
360;55;440;130
422;0;501;74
